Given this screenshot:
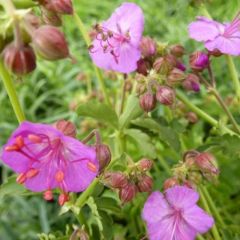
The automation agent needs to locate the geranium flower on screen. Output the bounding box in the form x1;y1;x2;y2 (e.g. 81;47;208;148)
188;13;240;56
89;2;144;73
1;122;99;196
142;186;214;240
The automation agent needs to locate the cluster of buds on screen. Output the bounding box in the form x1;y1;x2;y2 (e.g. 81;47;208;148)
103;158;153;203
163;150;219;191
0;1;71;76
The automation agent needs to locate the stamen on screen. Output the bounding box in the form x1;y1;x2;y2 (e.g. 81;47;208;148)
15;136;24;148
58;192;69;206
5;145;19;151
55;170;65;182
43;190;53;201
16;173;26;184
28;134;42;143
87;162;97;173
26;168;39;178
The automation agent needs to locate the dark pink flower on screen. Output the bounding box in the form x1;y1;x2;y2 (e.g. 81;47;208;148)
89;2;144;73
142;186;214;240
188;14;240;55
1;121;99;193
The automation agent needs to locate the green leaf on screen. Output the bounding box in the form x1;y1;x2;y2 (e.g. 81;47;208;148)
95;197;121;214
132;118;181;152
99;210;113;240
77;100;119;129
119;94;142;129
0;175;26;200
125;128;157;158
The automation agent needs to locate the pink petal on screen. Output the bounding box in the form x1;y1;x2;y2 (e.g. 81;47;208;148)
175;220;197;240
205;35;240;55
142;191;170;223
166;186;199;209
188;16;223;42
183;205;214;234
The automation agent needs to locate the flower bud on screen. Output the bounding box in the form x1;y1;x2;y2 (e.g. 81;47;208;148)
170;44;185;58
3;43;36;75
167;68;186;87
41;8;62;26
51;0;73;15
176;61;186;72
186;112;198;124
163;178;179;190
103;172;128;188
182;73;200;92
189;51;209;71
136;83;146;96
137;175;153;192
136;58;150;76
54;119;76;137
208;49;222;57
140;36;157;58
96;144;111;173
156;86;175;106
43;190;54;201
183;150;199;167
139;92;156;112
137;158;153;171
119;182;137;203
32;25;69;60
58;193;70;206
195;152;219;175
188;172;202;184
153;55;177;75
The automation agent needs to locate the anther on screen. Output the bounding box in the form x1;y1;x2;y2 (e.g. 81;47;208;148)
28;134;42;143
16;173;27;184
55;170;65;182
87;162;97;173
26;168;39;178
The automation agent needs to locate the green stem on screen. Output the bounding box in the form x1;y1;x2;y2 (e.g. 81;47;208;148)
73;12;111;106
0;60;25;123
176;90;235;135
199;187;222;240
225;55;240;102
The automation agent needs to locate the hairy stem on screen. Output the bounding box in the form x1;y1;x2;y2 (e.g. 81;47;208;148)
0;60;25;123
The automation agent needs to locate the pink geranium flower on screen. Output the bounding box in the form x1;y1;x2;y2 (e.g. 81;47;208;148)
1;121;99;194
142;186;214;240
188;13;240;55
89;2;144;73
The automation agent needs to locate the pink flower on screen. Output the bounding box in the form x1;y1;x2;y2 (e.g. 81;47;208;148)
89;2;144;73
188;14;240;55
1;121;99;194
142;186;214;240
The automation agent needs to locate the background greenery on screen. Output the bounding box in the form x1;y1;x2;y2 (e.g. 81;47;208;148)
1;0;240;239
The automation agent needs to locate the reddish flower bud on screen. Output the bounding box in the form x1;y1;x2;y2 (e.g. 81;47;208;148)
176;61;186;72
51;0;73;15
189;51;209;71
167;68;186;87
139;92;156;112
137;175;153;192
186;112;198;124
153;55;177;75
170;44;185;58
103;172;128;189
119;182;137;203
32;25;69;60
156;86;175;106
195;152;219;175
58;193;70;206
138;158;153;171
163;178;179;190
136;58;150;76
182;73;200;92
140;36;157;58
3;43;36;75
43;190;54;201
96;144;111;173
183;150;199;167
54;119;76;137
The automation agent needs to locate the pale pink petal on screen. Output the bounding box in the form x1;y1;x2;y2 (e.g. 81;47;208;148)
183;205;214;234
188;16;223;42
166;186;199;209
175;220;197;240
205;35;240;55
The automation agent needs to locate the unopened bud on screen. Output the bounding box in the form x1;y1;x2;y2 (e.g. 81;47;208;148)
138;158;153;171
163;178;179;190
183;150;199;167
41;8;62;26
186;112;198;124
195;152;219;175
96;144;111;173
176;61;186;72
182;73;200;92
153;55;177;75
103;172;128;189
3;43;36;75
136;58;150;76
139;92;156;112
170;44;185;58
167;68;186;87
58;193;70;206
51;0;73;15
43;190;54;201
156;86;175;106
54;119;76;137
137;175;153;192
33;25;69;60
119;182;137;203
136;83;146;95
189;51;209;71
140;37;157;58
